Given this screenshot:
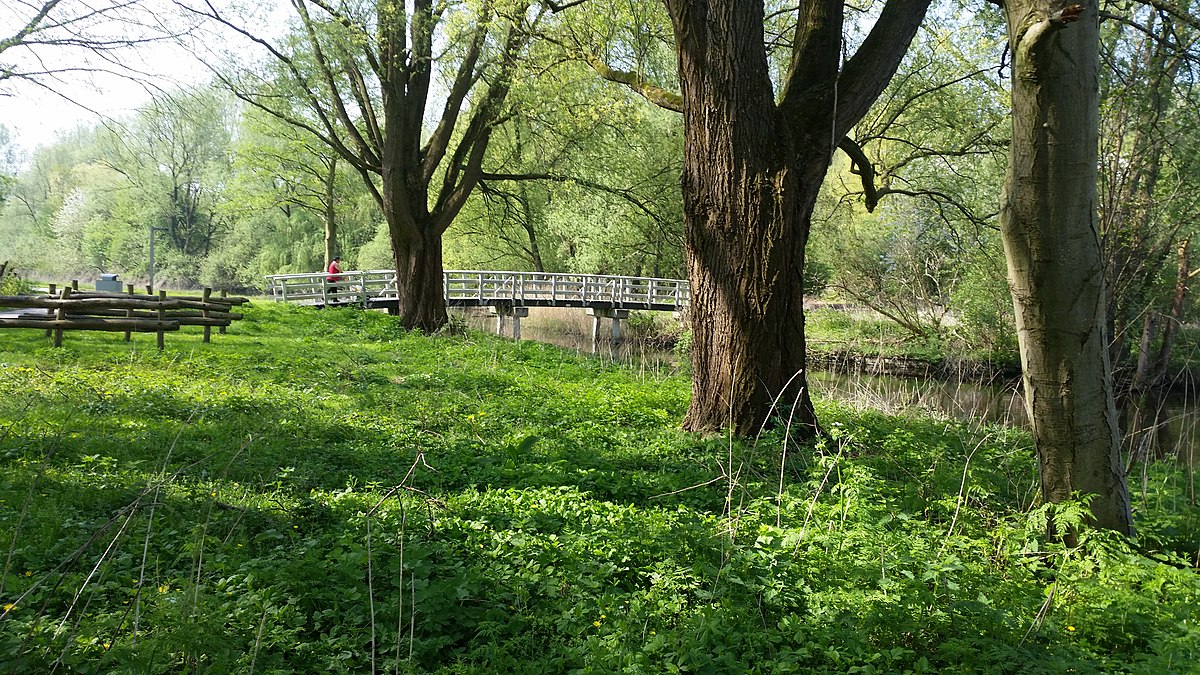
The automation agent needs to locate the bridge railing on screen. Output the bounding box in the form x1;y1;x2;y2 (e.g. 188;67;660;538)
264;270;690;309
445;271;690;307
263;270;398;306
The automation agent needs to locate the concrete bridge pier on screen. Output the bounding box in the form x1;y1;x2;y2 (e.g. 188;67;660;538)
489;305;529;339
587;308;629;347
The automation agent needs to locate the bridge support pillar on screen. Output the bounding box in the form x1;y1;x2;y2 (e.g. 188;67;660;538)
587;308;629;346
489;305;529;339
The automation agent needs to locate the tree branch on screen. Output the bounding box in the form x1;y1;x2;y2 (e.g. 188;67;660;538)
581;53;682;113
478;169;672;229
837;137;881;211
542;0;589;12
830;0;934;136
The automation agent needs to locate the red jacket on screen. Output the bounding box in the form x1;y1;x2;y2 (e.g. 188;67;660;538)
327;260;343;282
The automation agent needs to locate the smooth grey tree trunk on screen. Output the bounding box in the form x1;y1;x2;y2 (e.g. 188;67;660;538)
999;0;1133;534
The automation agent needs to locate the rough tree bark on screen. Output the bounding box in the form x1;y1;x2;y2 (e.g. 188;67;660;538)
661;0;931;435
999;0;1133;534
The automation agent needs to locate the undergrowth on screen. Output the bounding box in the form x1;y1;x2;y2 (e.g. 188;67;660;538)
1;303;1198;673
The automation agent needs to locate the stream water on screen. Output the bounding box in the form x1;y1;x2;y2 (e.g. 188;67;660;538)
811;369;1200;464
461;309;1200;464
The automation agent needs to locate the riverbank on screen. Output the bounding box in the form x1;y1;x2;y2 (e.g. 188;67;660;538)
1;303;1197;672
624;304;1200;394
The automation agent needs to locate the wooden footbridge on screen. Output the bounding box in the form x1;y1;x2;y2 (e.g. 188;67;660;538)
264;270;691;339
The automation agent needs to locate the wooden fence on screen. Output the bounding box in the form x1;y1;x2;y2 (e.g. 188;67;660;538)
0;282;249;349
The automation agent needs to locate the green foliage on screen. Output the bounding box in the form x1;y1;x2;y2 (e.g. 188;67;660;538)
948;239;1017;356
806;307;944;361
809;7;1010;353
1;305;1196;672
0;266;32;295
448;53;685;278
0;125;16;206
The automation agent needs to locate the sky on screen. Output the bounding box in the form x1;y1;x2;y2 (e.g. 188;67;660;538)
0;67;194;155
0;36;219;159
0;0;278;162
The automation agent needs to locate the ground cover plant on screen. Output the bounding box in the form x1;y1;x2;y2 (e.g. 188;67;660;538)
1;303;1198;673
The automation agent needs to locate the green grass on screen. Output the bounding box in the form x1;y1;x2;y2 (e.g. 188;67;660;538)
1;303;1198;673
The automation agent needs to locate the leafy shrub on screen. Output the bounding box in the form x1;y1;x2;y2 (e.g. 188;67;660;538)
0;267;32;295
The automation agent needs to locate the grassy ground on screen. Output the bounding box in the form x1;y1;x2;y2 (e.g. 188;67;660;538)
1;303;1198;673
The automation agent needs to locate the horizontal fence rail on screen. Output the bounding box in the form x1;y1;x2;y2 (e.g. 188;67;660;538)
264;270;691;311
0;285;249;349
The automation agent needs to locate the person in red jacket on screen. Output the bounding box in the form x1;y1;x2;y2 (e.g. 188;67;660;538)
326;256;343;303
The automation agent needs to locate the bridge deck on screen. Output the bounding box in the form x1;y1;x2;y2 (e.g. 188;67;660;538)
265;270;691;312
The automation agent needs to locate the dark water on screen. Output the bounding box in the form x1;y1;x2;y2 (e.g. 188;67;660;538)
811;369;1200;464
460;311;679;372
464;311;1199;464
809;369;1027;425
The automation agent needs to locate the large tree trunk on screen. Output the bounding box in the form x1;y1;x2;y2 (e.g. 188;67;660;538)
681;161;822;436
670;0;822;435
662;0;929;435
1000;0;1133;534
388;222;448;331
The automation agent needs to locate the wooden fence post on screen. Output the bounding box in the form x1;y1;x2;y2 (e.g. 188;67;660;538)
54;286;70;347
202;287;212;343
45;283;57;338
219;290;228;334
124;283;134;342
157;290;166;350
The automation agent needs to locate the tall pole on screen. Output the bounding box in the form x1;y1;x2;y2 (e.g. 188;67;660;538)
148;226;157;292
148;226;167;292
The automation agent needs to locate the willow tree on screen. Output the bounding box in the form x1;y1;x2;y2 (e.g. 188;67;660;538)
589;0;932;434
190;0;537;329
999;0;1132;534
